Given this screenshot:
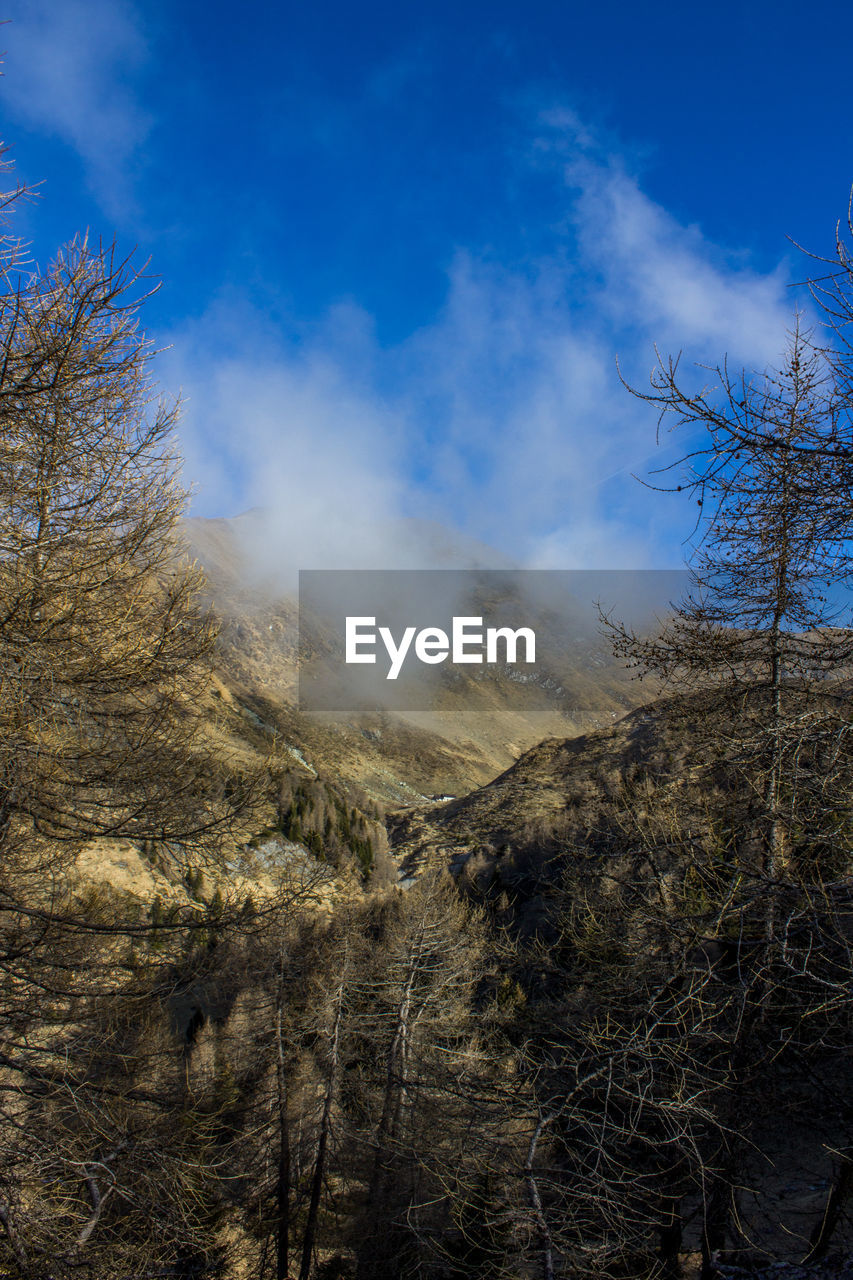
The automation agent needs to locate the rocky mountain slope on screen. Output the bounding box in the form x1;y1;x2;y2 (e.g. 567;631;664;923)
388;699;678;874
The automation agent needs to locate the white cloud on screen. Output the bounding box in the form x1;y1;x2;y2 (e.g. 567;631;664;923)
2;0;150;216
391;121;802;567
162;296;416;589
164;114;802;574
570;155;793;366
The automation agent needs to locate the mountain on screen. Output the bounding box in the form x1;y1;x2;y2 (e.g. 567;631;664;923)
386;695;853;1274
388;698;680;880
182;510;658;804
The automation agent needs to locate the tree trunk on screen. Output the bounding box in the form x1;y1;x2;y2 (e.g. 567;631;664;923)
275;971;291;1280
298;968;345;1280
524;1112;556;1280
658;1192;682;1278
354;930;423;1280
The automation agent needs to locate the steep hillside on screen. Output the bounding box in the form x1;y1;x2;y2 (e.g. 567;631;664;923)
388;699;682;877
386;697;853;1274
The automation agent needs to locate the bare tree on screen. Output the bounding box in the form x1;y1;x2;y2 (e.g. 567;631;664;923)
0;236;246;860
593;320;853;1271
347;872;509;1280
0;160;267;1272
611;321;853;934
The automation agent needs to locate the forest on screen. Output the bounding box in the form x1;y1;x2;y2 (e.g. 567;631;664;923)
2;142;853;1280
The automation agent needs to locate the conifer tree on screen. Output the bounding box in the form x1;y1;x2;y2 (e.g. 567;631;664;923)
611;320;853;930
598;320;853;1270
0;160;258;1274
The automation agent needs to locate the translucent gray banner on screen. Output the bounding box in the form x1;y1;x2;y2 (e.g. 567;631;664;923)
298;569;687;712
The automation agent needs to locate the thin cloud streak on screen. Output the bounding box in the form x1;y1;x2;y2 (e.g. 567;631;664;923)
2;0;150;218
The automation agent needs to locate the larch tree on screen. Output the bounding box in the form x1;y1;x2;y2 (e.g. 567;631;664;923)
0;164;260;1274
610;320;853;928
598;318;853;1271
0;236;237;860
349;871;508;1280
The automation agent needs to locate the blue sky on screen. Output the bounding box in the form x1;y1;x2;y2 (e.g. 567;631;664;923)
1;0;852;571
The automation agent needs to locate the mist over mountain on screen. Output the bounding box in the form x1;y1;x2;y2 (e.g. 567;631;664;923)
184;508;517;596
182;509;662;801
